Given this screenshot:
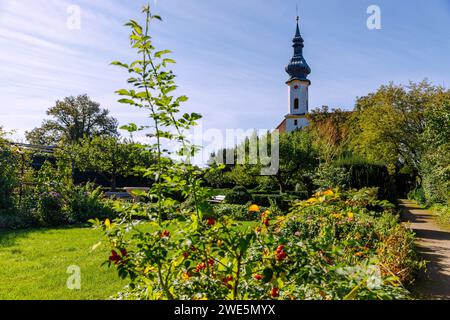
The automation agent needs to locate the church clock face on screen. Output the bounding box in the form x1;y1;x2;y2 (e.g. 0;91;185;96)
294;85;299;89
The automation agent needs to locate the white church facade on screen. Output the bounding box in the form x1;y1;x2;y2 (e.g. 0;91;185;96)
277;17;311;133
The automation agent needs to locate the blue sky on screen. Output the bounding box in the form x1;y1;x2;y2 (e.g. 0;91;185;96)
1;0;450;142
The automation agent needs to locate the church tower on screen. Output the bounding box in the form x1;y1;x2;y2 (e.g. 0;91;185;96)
277;16;311;133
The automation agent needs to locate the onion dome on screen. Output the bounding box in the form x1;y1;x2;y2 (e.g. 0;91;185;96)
285;17;311;83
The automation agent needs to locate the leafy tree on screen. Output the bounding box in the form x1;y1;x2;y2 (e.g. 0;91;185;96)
349;80;447;175
271;129;318;193
26;94;118;145
420;100;450;204
306;106;353;163
0;129;17;214
71;136;154;190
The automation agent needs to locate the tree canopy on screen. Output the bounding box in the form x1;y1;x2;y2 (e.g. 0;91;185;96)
26;94;119;145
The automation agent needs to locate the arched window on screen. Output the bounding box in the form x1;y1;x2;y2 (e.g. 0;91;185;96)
294;98;299;110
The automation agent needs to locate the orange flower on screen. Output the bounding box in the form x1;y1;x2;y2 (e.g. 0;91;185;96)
248;204;261;212
160;230;170;238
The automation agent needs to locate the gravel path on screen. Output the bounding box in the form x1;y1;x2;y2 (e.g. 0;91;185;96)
399;199;450;300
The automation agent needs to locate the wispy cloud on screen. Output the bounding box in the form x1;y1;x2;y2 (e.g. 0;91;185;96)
1;0;450;142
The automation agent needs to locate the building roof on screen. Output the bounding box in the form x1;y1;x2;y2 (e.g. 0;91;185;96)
285;17;311;83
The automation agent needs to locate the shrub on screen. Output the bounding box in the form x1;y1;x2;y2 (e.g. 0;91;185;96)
32;161;68;226
213;203;254;220
313;163;350;190
334;158;396;202
0;139;17;215
35;191;67;226
251;193;298;211
407;187;426;205
225;186;252;204
431;204;450;225
66;184;115;223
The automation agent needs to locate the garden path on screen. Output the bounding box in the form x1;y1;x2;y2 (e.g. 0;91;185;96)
399;199;450;299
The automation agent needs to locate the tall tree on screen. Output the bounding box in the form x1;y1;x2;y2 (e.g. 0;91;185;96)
26;94;118;145
349;80;448;175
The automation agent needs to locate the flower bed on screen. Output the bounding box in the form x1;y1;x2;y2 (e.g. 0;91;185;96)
98;188;422;300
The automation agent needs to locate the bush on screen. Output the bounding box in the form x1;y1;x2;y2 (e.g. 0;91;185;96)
225;186;252;204
275;188;423;297
407;187;426;205
251;193;298;211
35;190;67;226
213;204;254;220
431;204;450;225
313;163;350;190
31;162;115;226
0;140;17;215
66;184;115;223
334;158;396;202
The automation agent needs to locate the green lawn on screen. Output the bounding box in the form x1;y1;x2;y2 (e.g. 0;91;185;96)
0;221;256;300
0;226;127;300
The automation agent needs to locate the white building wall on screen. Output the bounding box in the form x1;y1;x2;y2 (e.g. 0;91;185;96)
285;117;309;132
288;80;309;115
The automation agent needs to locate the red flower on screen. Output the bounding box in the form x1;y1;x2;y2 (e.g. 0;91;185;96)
195;262;206;272
223;274;233;284
207;218;216;226
255;274;263;281
120;249;128;257
109;250;122;265
275;245;288;262
264;218;269;227
183;252;189;259
271;287;279;298
161;230;170;238
276;251;288;262
208;258;214;266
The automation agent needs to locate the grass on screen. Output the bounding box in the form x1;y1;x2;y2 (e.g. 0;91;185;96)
0;225;127;300
430;203;450;228
0;221;256;300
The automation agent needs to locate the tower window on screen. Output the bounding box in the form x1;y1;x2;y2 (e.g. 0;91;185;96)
294;98;299;110
294;119;298;126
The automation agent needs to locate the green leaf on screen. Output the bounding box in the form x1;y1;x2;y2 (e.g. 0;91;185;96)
155;50;172;58
116;89;130;96
262;267;274;283
120;123;138;133
111;61;129;68
163;58;176;65
177;95;189;103
118;98;135;105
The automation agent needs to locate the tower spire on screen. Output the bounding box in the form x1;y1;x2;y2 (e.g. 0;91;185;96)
285;10;310;83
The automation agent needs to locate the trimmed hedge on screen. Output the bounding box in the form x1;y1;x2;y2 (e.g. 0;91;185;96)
225;186;252;205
